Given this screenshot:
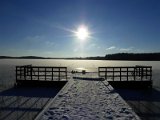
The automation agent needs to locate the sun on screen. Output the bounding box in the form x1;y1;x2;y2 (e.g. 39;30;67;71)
75;25;89;41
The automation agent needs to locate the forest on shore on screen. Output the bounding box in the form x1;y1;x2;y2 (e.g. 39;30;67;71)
86;53;160;61
1;53;160;61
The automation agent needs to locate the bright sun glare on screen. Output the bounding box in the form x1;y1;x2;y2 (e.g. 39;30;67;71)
75;25;89;41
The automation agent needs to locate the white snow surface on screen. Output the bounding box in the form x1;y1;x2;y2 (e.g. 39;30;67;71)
36;79;140;120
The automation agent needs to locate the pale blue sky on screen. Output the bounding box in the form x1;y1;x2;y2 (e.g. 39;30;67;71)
0;0;160;57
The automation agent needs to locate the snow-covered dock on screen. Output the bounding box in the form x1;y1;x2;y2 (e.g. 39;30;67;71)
35;79;140;120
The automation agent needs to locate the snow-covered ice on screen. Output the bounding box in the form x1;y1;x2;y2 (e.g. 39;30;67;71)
35;79;140;120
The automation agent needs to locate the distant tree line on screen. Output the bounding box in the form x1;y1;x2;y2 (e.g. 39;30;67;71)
1;53;160;61
105;53;160;61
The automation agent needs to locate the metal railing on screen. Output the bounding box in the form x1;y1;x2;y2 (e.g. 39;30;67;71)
98;65;152;81
16;65;67;81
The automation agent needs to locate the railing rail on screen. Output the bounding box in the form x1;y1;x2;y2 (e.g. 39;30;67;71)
16;65;67;81
98;65;152;81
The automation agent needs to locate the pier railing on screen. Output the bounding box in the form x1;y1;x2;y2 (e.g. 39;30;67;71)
98;66;152;81
16;65;67;81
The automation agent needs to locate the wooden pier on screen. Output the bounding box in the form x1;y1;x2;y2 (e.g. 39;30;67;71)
98;66;152;88
35;78;140;120
13;65;153;119
16;65;68;87
15;65;152;88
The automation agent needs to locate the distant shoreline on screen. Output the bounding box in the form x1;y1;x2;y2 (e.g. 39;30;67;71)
1;53;160;61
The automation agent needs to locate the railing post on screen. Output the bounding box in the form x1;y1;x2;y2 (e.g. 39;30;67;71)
38;67;39;81
106;68;109;80
16;66;18;81
105;68;107;80
52;67;53;81
66;67;67;80
45;68;46;80
150;67;152;81
139;67;140;77
127;68;128;81
134;67;136;81
141;67;143;81
30;66;32;80
113;67;114;81
145;67;147;79
120;67;121;81
24;66;26;80
20;66;22;79
58;68;60;81
98;67;100;77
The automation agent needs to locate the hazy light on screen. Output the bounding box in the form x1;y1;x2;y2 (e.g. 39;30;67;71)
75;25;89;41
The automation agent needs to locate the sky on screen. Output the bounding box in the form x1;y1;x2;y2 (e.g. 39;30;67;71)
0;0;160;57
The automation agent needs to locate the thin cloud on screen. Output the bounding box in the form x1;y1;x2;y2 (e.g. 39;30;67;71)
106;46;116;50
25;35;45;42
45;41;55;47
119;47;134;52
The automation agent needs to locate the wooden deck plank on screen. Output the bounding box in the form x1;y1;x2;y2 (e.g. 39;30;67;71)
35;79;140;120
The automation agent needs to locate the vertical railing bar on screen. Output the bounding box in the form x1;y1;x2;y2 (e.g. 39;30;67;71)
52;67;53;81
99;68;101;78
16;66;18;81
127;67;128;81
146;67;148;79
98;67;99;77
45;68;46;80
59;68;60;81
66;67;67;81
38;67;39;81
30;66;32;80
141;67;143;81
134;67;136;81
120;67;121;81
106;67;108;80
24;66;26;80
20;66;22;79
139;67;140;77
26;66;28;76
150;67;152;81
113;67;114;81
105;68;107;80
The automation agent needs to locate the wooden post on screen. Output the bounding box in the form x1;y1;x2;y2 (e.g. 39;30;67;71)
105;68;107;80
16;66;18;81
30;66;32;80
134;67;136;81
127;68;128;81
120;67;121;81
20;66;22;79
141;67;143;81
52;67;53;81
26;66;28;76
135;67;137;76
150;67;152;81
98;67;100;77
113;68;114;81
66;67;67;80
58;68;60;81
45;68;46;80
145;68;147;79
38;67;39;81
24;66;26;80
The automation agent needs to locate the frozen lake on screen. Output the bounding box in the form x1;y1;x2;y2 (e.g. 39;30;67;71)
0;59;160;88
0;59;160;120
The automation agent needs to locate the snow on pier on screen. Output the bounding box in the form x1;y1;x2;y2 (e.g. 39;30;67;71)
35;79;140;120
